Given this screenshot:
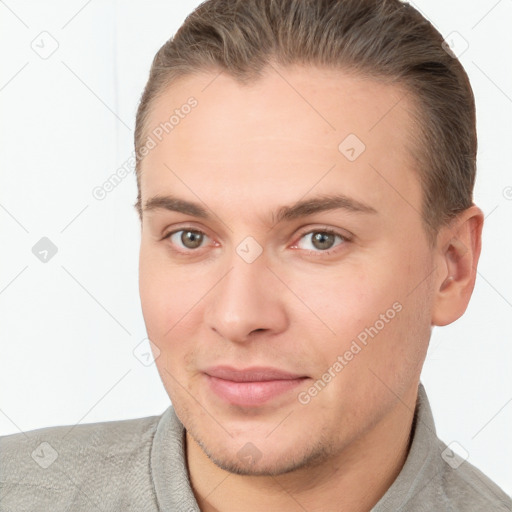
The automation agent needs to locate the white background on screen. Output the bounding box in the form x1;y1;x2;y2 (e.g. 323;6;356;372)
1;0;511;497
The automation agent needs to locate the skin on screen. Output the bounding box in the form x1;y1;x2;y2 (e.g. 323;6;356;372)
137;64;483;512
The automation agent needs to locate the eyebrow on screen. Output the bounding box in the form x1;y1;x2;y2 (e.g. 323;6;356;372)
142;193;377;224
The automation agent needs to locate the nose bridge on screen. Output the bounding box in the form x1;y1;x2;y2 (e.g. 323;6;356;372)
223;261;258;307
204;244;287;341
216;248;270;317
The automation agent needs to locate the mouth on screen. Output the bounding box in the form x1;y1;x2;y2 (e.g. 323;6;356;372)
203;366;310;407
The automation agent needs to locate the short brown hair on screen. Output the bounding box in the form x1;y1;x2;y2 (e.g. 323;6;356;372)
134;0;476;241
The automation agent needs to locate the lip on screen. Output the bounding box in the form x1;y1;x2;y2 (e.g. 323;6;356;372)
204;366;309;407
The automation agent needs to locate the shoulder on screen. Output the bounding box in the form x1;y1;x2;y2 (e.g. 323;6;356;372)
433;441;512;512
375;383;512;512
0;412;164;511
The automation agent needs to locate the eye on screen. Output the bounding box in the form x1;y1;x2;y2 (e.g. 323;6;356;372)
294;229;347;253
166;229;210;250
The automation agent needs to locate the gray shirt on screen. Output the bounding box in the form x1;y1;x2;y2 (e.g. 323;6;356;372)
1;382;510;511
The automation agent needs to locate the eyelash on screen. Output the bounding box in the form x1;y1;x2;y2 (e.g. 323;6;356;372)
292;227;349;256
162;226;350;256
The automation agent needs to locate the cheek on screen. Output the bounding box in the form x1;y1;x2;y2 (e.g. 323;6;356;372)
291;251;430;367
340;255;434;384
139;245;184;336
139;250;202;396
284;264;390;345
139;249;163;331
138;244;213;361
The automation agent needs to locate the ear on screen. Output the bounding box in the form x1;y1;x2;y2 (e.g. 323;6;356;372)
431;205;484;326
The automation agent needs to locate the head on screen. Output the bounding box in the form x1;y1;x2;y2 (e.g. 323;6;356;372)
135;0;483;476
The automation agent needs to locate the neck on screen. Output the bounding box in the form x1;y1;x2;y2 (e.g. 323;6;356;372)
186;382;418;512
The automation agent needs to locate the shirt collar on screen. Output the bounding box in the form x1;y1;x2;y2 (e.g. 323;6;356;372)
371;381;439;510
151;381;436;512
151;403;200;511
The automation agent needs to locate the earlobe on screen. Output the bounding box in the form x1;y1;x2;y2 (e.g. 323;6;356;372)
431;206;484;326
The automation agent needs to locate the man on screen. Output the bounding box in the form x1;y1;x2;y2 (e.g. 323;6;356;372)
1;0;510;510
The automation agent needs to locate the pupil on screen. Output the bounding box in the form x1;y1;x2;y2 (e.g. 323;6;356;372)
312;232;334;250
182;231;203;248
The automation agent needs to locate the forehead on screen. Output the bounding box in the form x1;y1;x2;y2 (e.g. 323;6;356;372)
139;66;421;221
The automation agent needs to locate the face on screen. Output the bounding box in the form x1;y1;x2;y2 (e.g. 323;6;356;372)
138;65;435;475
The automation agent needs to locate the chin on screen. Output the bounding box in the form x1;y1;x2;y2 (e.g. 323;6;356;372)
190;425;333;477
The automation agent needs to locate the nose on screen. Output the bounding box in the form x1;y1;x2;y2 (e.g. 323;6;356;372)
203;250;289;343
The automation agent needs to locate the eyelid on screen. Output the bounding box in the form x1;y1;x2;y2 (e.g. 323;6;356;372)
162;224;352;256
291;225;353;244
288;226;352;256
162;226;216;253
161;224;210;241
